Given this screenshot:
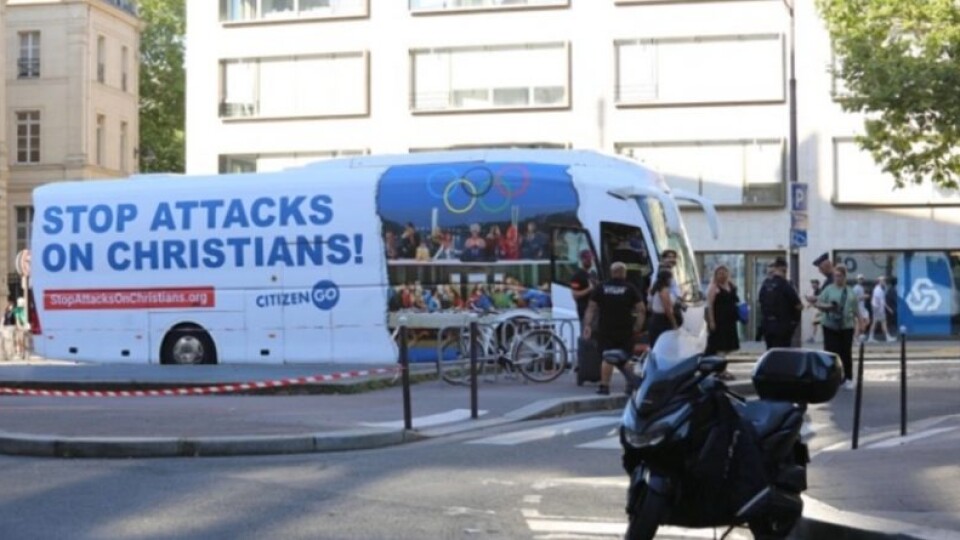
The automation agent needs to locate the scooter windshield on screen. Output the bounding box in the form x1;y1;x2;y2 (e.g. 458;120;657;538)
649;330;703;370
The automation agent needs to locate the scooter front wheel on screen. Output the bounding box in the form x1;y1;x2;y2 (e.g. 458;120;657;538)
625;486;668;540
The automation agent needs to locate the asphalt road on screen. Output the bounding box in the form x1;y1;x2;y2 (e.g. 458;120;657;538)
0;360;955;540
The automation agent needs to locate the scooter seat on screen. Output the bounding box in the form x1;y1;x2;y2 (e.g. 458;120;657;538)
740;401;801;439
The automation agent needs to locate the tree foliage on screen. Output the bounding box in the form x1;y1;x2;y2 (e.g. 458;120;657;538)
138;0;185;173
817;0;960;190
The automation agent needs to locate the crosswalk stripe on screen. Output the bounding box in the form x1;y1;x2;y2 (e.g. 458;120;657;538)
576;436;621;450
362;409;487;429
467;416;620;446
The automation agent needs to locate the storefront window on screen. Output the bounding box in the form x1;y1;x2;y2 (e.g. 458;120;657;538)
835;250;960;338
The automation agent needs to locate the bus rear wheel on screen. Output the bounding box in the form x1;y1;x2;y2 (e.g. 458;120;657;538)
161;325;217;365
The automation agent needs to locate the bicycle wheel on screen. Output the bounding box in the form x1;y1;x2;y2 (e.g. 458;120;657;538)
512;328;568;383
439;331;473;386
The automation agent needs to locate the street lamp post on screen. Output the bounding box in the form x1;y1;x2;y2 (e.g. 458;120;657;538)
784;0;802;347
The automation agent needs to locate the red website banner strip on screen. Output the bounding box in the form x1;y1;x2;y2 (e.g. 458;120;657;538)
44;287;216;310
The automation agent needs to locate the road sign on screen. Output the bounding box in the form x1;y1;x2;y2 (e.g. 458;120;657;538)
791;183;808;212
790;229;808;248
791;211;808;230
14;249;31;277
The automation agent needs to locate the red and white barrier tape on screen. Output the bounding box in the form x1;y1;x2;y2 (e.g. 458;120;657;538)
0;367;400;398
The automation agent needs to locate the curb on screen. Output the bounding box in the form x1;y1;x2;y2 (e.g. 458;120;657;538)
790;496;959;540
0;428;422;459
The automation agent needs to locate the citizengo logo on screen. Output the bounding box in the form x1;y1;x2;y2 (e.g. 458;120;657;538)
311;280;340;310
255;280;341;311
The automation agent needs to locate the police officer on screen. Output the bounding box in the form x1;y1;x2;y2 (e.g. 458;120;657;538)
582;262;645;395
758;256;802;349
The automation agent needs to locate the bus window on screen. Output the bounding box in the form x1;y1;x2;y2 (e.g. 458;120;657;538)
600;222;652;293
636;197;703;302
551;227;598;286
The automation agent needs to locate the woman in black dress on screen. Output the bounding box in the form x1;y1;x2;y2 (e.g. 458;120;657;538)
705;265;740;379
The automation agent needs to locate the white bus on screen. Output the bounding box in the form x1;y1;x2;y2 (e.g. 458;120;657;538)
30;150;718;365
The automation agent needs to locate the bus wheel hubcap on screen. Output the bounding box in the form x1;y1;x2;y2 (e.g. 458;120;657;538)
172;336;204;364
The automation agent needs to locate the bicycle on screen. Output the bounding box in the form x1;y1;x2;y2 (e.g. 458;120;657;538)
438;315;568;385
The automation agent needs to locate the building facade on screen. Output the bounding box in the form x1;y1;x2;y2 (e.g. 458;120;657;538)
5;0;141;297
186;0;960;339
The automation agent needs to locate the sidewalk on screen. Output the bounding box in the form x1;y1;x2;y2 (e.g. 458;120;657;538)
796;415;960;539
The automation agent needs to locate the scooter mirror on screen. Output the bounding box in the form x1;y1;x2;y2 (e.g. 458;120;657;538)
697;356;728;375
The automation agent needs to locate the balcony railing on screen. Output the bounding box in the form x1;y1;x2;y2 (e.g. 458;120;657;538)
17;58;40;79
410;0;567;12
220;102;259;118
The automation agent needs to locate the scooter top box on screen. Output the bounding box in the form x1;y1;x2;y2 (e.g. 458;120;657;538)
752;349;844;404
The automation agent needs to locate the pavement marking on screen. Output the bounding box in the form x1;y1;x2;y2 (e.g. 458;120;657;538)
864;426;960;450
576;436;620;450
467;416;620;446
523;495;542;504
362;408;487;429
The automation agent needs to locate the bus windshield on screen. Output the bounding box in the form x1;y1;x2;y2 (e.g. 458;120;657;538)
636;196;703;303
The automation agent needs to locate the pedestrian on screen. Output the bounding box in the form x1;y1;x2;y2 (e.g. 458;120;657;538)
868;276;897;343
12;297;29;360
814;264;862;389
806;278;822;343
853;274;870;341
704;265;739;380
1;297;15;361
582;262;645;396
647;268;681;350
757;256;802;349
569;250;599;325
805;252;834;305
885;276;899;337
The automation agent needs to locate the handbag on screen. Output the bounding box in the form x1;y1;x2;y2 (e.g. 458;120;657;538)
672;301;685;327
737;302;750;324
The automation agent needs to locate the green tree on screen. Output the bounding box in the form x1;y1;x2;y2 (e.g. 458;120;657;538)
138;0;185;173
817;0;960;190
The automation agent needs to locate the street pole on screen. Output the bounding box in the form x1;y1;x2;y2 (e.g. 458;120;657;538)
786;0;802;347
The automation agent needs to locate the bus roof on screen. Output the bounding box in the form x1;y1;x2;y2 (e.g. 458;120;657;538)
32;149;668;200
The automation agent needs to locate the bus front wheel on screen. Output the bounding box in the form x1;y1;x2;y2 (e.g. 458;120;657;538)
161;325;217;365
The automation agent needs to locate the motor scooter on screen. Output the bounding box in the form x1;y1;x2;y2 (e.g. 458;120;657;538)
620;342;843;540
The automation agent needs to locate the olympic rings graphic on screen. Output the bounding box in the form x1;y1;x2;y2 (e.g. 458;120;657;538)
428;165;533;214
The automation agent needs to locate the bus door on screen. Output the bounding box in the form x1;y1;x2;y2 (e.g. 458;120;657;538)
550;227;600;321
244;264;288;363
599;221;654;295
282;262;334;363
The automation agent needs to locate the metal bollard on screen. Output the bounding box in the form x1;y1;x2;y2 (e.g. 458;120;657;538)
470;321;479;420
852;335;866;450
900;326;908;437
399;324;413;431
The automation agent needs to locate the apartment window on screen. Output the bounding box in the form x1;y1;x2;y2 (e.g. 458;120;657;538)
411;42;569;112
120;122;129;172
18;31;40;79
121;46;129;91
832;138;959;206
618;139;785;206
97;36;106;83
218;150;365;173
219;0;367;22
615;34;784;106
409;0;568;13
219;52;368;119
15;111;41;164
15;207;35;254
96;115;106;166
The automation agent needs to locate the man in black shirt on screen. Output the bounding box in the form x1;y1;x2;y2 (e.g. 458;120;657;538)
569;250;599;324
583;262;646;395
758;256;802;349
